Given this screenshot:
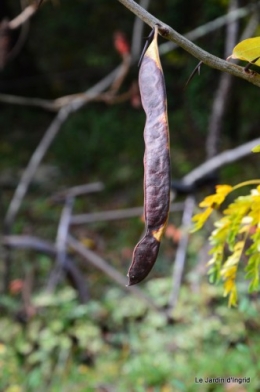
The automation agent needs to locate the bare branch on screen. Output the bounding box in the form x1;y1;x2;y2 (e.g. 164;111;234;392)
50;182;104;203
1;235;89;303
2;235;56;255
182;137;260;187
167;196;196;317
63;257;89;303
70;202;184;225
117;0;260;88
206;0;239;159
106;55;131;95
7;0;31;62
159;2;259;55
3;233;162;310
67;235;161;312
8;4;37;30
47;196;74;291
131;0;150;62
1;3;259;110
4;65;123;230
0;93;59;111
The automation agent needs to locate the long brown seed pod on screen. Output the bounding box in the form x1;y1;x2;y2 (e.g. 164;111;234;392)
127;25;171;286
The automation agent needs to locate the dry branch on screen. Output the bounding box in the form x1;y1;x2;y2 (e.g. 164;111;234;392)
8;4;38;30
117;0;260;88
167;196;196;316
70;202;184;225
206;0;239;159
50;182;104;203
47;196;75;291
4;65;123;231
131;0;151;62
182;137;260;186
1;2;258;109
3;233;162;310
67;235;160;311
159;2;260;55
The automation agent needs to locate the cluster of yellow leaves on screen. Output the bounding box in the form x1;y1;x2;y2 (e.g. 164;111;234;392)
191;185;232;232
192;183;260;307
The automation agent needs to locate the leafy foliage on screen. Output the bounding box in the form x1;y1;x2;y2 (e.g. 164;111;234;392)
192;181;260;306
1;282;260;391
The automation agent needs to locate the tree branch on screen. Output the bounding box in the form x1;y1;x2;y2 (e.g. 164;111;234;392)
167;196;195;317
117;0;260;88
4;65;122;231
206;0;239;159
159;2;260;55
1;3;259;110
70;202;184;225
67;235;161;312
130;0;150;62
47;196;74;291
182;137;260;186
8;4;38;30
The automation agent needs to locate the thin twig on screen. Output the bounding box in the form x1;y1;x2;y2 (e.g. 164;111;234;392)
63;257;89;303
4;65;122;231
206;0;239;159
1;3;258;109
2;235;56;255
182;137;260;187
1;234;88;303
109;55;131;94
47;196;74;291
167;196;196;317
8;4;37;30
7;0;31;62
131;0;150;62
67;235;161;312
50;182;104;203
70;202;184;225
117;0;260;88
159;2;260;55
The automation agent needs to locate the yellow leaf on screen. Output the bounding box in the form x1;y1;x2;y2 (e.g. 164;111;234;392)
199;185;232;208
191;207;213;232
227;37;260;66
252;144;260;153
223;276;238;307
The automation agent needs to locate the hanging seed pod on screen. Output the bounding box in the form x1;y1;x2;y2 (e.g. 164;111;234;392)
127;25;171;286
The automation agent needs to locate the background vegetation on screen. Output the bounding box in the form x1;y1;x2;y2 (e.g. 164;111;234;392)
1;0;260;390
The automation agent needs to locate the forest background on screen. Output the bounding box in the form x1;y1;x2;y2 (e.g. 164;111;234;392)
1;0;260;391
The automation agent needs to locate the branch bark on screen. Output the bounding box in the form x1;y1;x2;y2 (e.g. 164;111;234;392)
117;0;260;88
182;137;260;186
67;235;161;312
8;4;38;30
70;202;184;225
4;65;123;231
206;0;239;159
167;196;195;317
